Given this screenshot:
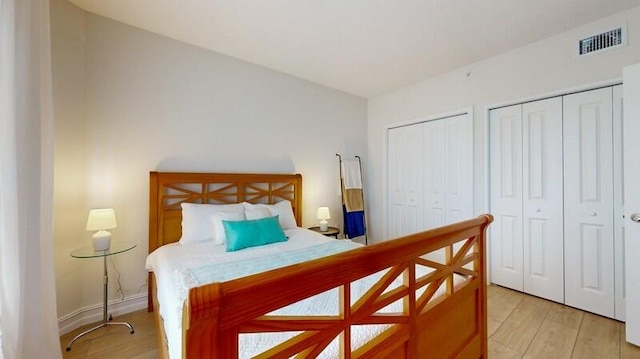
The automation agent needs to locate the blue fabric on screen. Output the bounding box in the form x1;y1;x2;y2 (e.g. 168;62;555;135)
223;215;287;252
189;240;361;284
343;206;365;238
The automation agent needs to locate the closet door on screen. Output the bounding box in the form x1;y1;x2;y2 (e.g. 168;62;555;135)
443;114;473;225
623;63;640;346
522;98;564;302
613;85;625;321
489;105;524;291
423;115;473;263
563;87;614;318
387;124;425;238
424;114;473;229
424;119;446;229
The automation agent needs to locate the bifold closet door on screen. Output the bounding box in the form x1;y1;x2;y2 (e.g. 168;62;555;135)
489;104;524;291
613;84;625;321
623;63;640;345
423;115;473;263
563;87;615;318
490;99;564;301
423;114;473;229
387;114;473;240
387;124;424;238
521;98;564;302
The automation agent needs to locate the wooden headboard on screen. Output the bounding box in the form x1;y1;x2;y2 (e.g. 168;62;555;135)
148;171;303;254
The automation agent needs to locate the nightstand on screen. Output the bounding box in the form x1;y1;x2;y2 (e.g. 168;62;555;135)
66;241;136;351
308;226;340;238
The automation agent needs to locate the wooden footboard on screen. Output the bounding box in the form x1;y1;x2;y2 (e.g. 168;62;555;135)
183;214;493;358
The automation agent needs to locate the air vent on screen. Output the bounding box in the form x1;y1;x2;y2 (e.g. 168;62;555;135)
578;26;626;56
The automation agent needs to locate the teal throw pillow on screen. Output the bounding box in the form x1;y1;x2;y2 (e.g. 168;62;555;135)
223;215;287;252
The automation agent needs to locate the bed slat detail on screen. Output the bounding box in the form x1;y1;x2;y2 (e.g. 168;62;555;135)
148;171;303;314
149;171;302;247
148;171;492;359
183;214;492;358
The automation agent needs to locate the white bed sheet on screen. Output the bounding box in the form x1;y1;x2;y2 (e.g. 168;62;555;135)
146;228;358;359
146;228;456;359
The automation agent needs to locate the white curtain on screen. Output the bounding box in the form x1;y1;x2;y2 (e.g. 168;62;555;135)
0;0;61;357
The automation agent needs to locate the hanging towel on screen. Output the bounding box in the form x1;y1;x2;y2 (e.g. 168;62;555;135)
343;205;366;238
341;160;362;189
343;186;364;212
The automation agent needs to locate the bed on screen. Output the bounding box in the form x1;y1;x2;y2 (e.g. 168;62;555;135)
147;171;493;358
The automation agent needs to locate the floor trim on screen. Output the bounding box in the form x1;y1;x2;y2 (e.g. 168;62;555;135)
58;293;148;335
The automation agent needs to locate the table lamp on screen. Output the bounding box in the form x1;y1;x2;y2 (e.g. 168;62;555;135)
317;207;330;232
86;208;117;251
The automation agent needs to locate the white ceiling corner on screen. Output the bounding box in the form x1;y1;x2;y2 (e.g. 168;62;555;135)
66;0;640;98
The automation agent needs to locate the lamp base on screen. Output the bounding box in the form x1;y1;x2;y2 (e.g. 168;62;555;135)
92;231;112;251
319;220;328;232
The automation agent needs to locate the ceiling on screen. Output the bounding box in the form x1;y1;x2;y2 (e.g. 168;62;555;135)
66;0;640;98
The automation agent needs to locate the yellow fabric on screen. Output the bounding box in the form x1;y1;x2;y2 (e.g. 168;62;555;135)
343;188;364;212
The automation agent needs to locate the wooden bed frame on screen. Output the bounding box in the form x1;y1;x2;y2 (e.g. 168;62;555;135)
148;171;493;358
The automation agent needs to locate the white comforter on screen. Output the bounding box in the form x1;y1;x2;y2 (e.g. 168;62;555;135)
146;228;369;359
146;228;450;358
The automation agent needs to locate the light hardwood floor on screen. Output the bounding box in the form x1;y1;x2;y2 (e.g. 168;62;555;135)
60;309;158;359
488;285;640;359
60;285;640;358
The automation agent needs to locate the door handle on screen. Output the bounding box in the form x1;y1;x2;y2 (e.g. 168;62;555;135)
631;213;640;223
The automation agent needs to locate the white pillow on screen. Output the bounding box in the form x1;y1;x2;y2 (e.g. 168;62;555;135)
212;211;246;245
244;207;272;220
179;202;245;245
242;201;297;229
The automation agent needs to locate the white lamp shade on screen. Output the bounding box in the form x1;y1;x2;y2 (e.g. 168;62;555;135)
317;207;331;220
86;208;117;231
87;209;117;251
317;207;330;232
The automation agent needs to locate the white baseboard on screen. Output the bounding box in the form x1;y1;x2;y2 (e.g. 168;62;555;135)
58;293;148;335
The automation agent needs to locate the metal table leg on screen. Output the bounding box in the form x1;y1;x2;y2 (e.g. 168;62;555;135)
66;255;134;351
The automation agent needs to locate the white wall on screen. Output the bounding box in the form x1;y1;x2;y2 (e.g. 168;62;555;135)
51;1;367;331
367;6;640;242
50;0;92;328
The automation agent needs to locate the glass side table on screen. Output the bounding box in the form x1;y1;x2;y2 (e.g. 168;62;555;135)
308;226;340;238
66;240;137;351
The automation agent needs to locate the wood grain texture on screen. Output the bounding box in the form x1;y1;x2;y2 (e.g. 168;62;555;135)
492;296;553;353
149;171;303;252
181;215;492;358
148;171;303;311
524;319;578;359
486;286;640;359
572;313;620;359
148;171;493;358
621;325;640;359
60;287;640;359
